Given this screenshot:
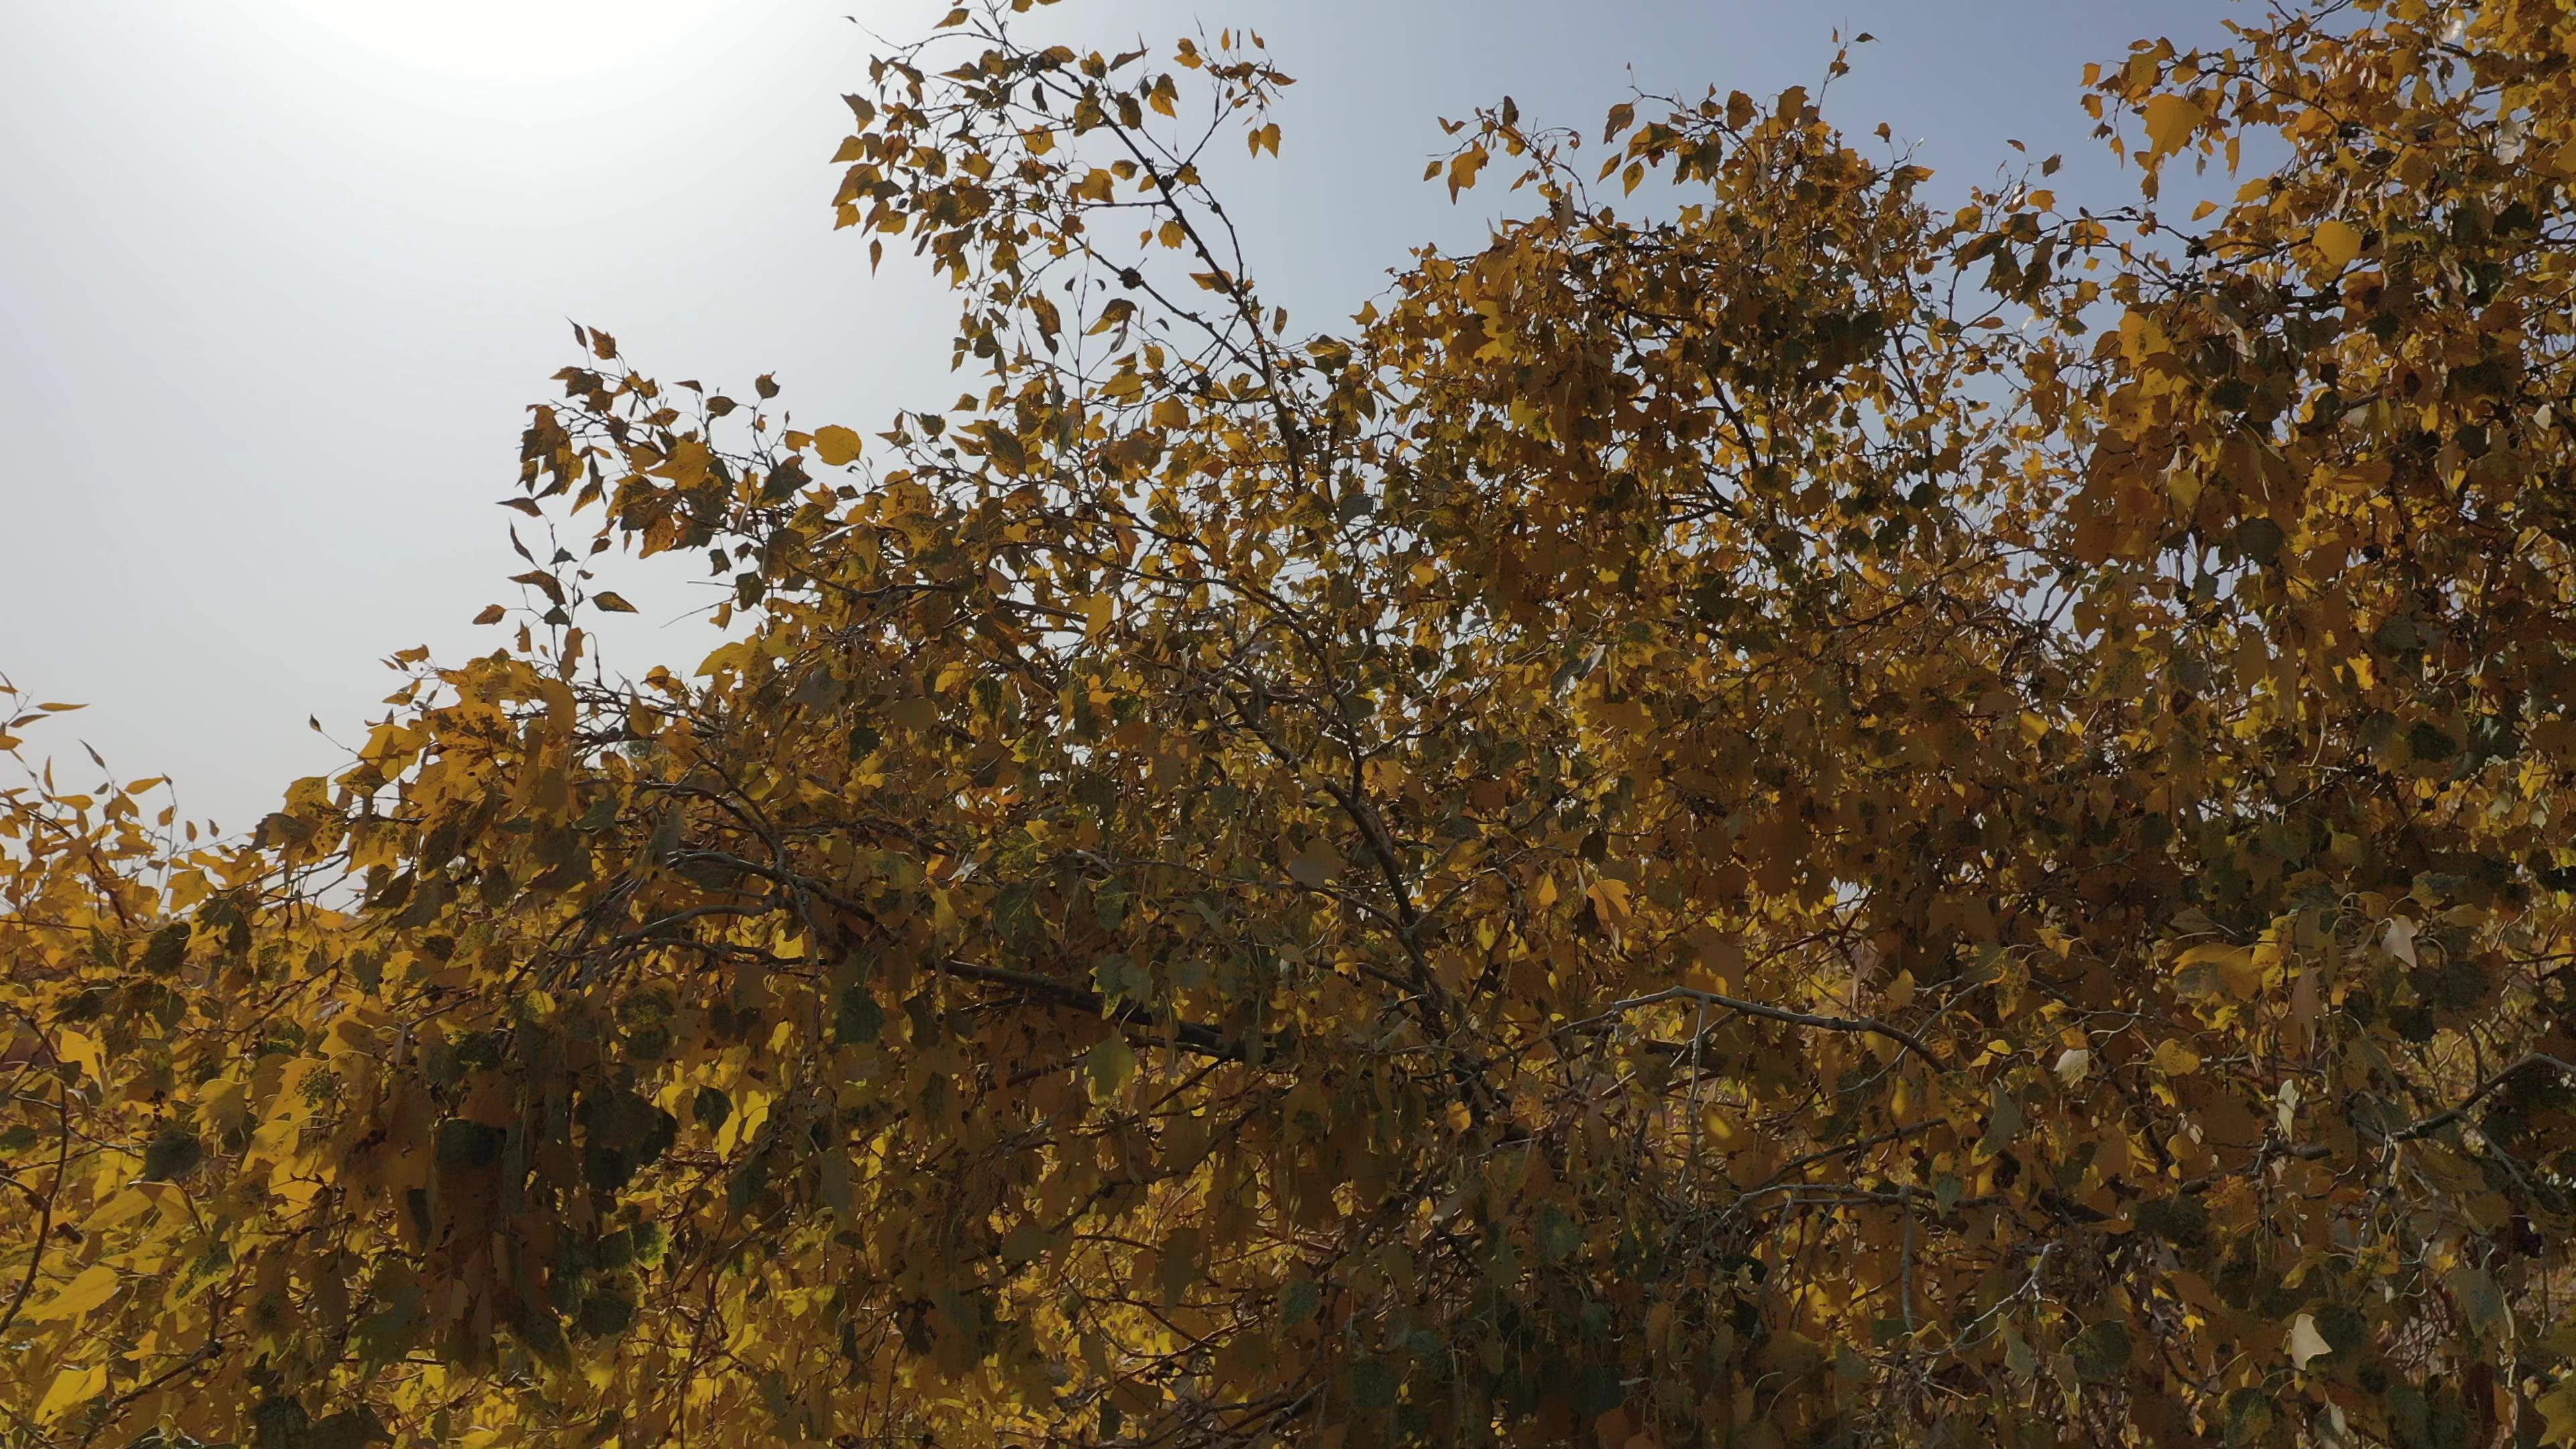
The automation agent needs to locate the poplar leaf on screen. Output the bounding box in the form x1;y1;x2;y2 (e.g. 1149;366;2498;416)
2313;219;2363;270
2382;916;2419;966
2143;95;2202;158
36;1364;105;1424
56;1028;104;1083
1283;837;1343;888
33;1264;119;1321
2540;1384;2576;1446
814;425;864;466
2287;1313;2331;1369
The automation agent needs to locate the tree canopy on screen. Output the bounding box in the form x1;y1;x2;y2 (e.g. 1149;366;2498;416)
11;1;2576;1444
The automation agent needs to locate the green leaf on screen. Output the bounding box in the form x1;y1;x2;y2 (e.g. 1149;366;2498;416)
1087;1036;1136;1099
253;1397;311;1449
693;1085;733;1130
2070;1320;2132;1383
142;1125;205;1181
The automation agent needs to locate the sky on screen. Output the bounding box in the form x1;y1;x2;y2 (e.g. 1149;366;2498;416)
0;0;2240;834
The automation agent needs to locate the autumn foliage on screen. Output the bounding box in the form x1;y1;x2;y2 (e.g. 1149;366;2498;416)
12;1;2576;1444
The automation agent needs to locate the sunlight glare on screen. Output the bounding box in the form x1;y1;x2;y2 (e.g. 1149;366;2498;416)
262;0;737;89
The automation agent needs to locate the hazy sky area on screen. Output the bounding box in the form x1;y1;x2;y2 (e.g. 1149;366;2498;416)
1;0;2240;833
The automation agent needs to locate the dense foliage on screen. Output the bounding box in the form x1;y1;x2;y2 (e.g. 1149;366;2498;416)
12;1;2576;1444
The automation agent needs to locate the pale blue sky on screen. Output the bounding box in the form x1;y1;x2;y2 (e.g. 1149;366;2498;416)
0;1;2235;830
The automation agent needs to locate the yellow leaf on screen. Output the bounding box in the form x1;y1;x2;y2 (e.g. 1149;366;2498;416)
87;1189;156;1232
1085;592;1114;640
35;1263;121;1321
2152;1040;2202;1076
1447;146;1487;200
2313;219;2362;271
591;592;638;614
56;1028;104;1084
270;1167;327;1212
814;425;864;467
36;1363;105;1424
2143;95;2202;159
2538;1382;2576;1445
1586;877;1632;929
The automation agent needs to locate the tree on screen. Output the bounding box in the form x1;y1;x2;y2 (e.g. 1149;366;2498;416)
9;0;2576;1443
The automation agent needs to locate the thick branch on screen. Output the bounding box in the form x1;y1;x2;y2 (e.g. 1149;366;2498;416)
1566;985;1944;1069
941;958;1252;1063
